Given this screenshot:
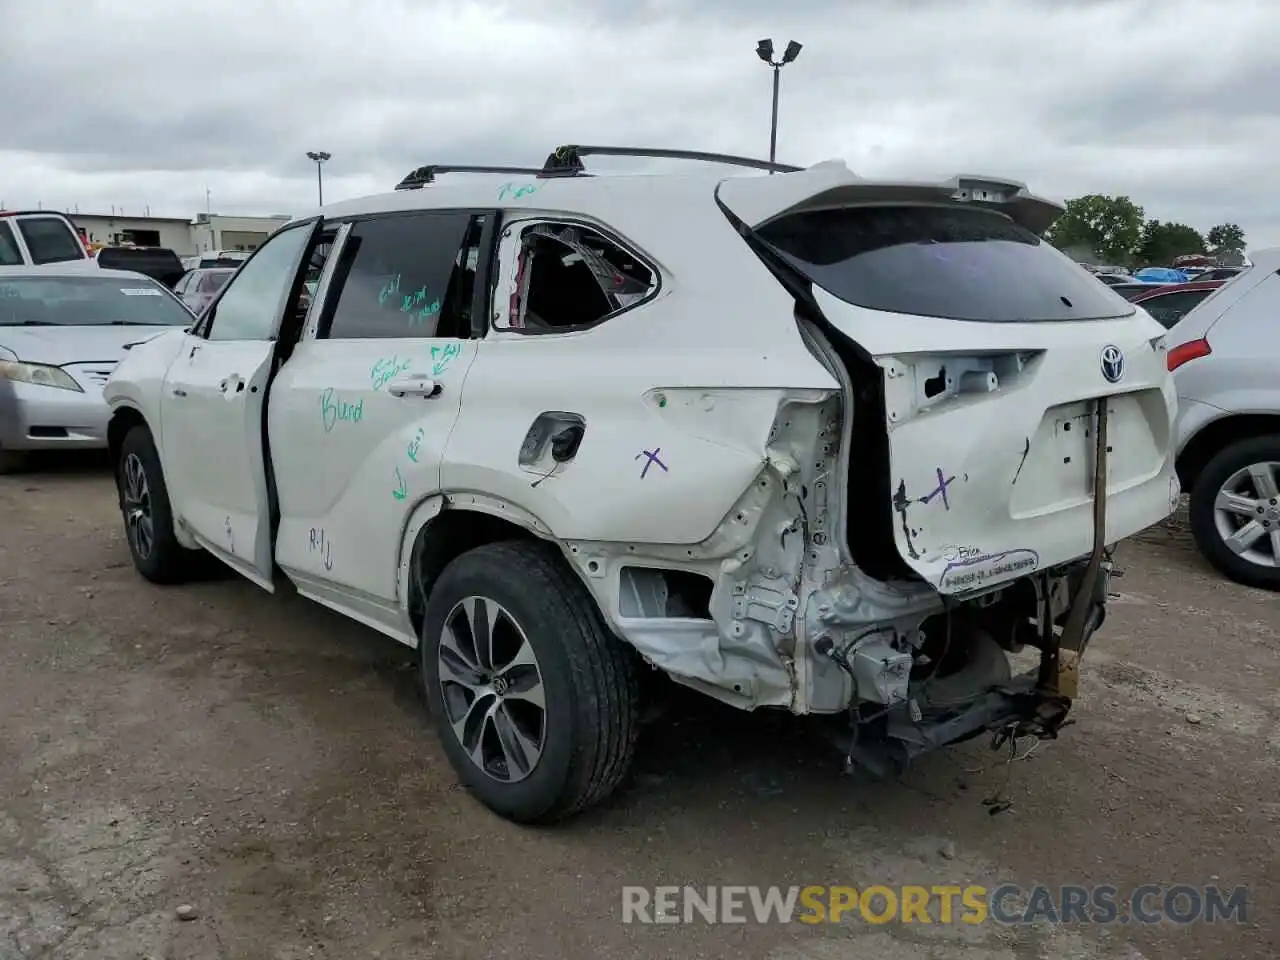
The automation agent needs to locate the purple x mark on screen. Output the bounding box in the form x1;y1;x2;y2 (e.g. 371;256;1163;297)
919;466;956;510
635;447;668;479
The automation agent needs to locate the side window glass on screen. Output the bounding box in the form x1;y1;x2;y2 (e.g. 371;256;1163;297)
494;221;656;332
0;221;22;266
321;212;480;340
16;217;85;265
205;223;314;341
1142;291;1203;329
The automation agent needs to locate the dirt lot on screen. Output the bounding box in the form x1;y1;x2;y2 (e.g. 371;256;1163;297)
0;456;1276;960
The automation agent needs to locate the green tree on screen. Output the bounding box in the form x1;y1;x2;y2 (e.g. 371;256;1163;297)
1137;220;1206;266
1207;222;1246;258
1045;195;1145;266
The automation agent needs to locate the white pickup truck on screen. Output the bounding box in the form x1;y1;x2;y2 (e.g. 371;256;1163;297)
0;211;93;267
104;147;1178;824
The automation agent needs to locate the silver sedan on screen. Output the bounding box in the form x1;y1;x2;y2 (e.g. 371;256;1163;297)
0;264;194;471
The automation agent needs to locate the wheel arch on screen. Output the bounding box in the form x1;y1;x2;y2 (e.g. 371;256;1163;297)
1176;413;1280;491
106;404;150;470
400;493;559;636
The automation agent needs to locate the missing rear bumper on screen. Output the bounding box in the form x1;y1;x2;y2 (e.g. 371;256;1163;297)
836;672;1075;779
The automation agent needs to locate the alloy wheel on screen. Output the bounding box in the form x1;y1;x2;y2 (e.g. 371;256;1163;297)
1212;460;1280;568
122;452;155;561
437;596;547;783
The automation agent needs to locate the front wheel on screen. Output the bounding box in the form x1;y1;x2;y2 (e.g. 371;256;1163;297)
420;541;641;824
116;425;199;584
1188;435;1280;590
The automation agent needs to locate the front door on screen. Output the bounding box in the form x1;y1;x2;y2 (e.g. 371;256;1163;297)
160;217;322;588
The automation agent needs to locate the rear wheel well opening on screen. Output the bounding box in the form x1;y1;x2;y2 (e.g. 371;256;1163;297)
1177;414;1280;491
407;509;540;635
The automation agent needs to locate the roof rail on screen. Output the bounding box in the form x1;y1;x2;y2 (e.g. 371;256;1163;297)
395;164;554;191
541;145;801;175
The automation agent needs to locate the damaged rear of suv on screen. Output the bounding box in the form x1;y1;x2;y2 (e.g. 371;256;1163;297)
703;161;1178;776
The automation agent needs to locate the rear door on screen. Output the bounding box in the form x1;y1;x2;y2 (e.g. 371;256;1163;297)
267;210;490;604
718;169;1177;594
160;217;323;588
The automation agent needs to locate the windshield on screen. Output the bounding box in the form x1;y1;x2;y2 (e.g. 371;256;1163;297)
756;204;1135;323
0;275;193;326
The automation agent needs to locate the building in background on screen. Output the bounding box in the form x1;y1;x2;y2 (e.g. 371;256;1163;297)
70;213;193;253
190;213;292;254
68;212;292;257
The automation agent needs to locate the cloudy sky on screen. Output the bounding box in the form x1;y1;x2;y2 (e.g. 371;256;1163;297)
3;0;1278;247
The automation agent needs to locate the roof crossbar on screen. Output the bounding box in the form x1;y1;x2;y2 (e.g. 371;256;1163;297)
395;164;553;191
542;145;801;175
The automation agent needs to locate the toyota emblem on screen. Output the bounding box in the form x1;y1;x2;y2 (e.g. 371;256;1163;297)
1100;344;1125;384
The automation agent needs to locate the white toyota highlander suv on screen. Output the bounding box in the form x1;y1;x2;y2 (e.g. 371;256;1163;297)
103;145;1179;823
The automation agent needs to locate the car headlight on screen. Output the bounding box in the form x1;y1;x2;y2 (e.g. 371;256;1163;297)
0;360;84;392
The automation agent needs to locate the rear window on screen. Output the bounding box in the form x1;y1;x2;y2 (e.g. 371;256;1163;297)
0;276;193;327
756;205;1134;323
15;216;87;265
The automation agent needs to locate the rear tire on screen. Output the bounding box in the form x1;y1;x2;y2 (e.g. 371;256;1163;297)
420;540;641;824
1188;435;1280;591
116;425;199;584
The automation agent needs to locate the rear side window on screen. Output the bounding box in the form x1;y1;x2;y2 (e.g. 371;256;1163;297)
756;205;1134;323
16;216;86;265
0;221;20;265
321;212;483;340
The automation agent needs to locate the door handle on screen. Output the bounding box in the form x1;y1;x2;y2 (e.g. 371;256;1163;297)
172;388;187;398
388;377;442;399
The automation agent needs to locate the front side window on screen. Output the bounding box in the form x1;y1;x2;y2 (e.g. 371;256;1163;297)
321;211;481;340
755;204;1135;323
0;276;192;327
204;222;315;341
0;221;20;266
16;216;87;265
494;221;657;332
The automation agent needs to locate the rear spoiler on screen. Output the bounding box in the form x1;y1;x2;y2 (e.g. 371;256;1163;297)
716;161;1064;236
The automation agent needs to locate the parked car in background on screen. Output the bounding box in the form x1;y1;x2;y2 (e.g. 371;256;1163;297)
1095;272;1137;286
96;247;186;289
180;250;250;271
103;148;1177;823
1194;267;1246;282
0;211;93;267
1109;281;1171;301
172;267;236;315
1169;247;1280;589
1129;280;1225;328
1134;266;1189;284
0;265;194;472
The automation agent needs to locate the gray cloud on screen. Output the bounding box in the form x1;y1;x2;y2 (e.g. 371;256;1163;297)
2;0;1278;247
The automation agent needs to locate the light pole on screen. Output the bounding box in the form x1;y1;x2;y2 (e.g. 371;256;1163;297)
755;39;802;170
306;151;331;205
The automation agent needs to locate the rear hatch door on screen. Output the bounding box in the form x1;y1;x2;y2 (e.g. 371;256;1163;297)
718;165;1178;595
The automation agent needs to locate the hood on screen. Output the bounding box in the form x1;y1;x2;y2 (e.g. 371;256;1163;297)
0;324;177;366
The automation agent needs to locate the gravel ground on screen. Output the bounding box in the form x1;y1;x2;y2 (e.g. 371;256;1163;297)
1;454;1277;960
